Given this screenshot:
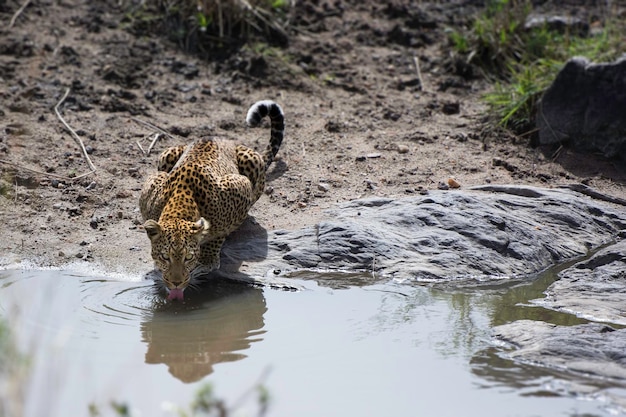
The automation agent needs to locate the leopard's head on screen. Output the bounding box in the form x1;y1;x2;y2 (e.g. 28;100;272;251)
143;218;209;301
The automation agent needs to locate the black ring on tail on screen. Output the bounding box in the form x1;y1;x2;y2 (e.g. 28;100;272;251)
246;100;284;169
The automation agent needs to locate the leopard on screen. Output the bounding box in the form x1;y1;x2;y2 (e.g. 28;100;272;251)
139;100;284;301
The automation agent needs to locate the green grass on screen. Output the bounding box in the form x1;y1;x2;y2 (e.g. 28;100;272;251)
0;318;29;417
448;0;626;135
124;0;290;52
88;380;271;417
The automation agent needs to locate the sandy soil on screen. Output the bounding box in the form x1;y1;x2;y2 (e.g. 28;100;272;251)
1;0;624;277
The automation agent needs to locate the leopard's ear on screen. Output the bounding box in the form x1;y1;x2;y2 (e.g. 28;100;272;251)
191;217;210;241
143;220;162;241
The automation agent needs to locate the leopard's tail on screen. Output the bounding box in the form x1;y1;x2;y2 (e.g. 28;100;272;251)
246;100;284;169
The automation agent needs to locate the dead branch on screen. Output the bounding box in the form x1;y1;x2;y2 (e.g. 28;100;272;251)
54;88;97;173
130;117;174;139
413;55;425;92
146;133;161;155
136;140;146;155
9;0;32;28
0;159;94;181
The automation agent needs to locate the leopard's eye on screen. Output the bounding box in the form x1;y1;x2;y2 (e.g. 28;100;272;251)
184;251;195;261
161;253;170;261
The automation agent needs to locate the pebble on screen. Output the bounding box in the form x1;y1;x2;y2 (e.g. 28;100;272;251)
85;181;97;190
438;182;449;190
397;145;409;154
366;153;382;159
448;178;461;189
116;190;132;198
318;183;330;192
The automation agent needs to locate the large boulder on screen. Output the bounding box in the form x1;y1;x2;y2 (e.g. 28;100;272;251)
218;185;626;285
537;56;626;160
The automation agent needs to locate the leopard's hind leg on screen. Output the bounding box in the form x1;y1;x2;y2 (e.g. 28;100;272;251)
235;145;266;203
157;145;186;172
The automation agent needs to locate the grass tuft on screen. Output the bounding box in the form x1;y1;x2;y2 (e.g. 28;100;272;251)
125;0;291;53
448;0;626;135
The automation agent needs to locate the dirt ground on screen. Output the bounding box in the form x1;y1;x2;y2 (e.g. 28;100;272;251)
1;0;624;277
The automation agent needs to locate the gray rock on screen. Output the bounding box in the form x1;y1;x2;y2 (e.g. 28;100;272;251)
525;14;589;36
219;185;626;284
538;56;626;159
492;320;626;381
534;239;626;325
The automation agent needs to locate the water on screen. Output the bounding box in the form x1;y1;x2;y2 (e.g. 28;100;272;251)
0;267;622;417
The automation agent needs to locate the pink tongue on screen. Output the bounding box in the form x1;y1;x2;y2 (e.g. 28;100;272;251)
167;288;185;301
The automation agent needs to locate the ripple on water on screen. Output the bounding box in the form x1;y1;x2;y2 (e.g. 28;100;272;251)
0;269;269;384
80;278;160;327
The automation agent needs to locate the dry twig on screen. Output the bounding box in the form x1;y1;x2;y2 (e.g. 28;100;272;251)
413;55;425;92
0;159;94;181
136;141;146;155
55;88;97;173
147;133;161;155
130;117;174;139
9;0;32;28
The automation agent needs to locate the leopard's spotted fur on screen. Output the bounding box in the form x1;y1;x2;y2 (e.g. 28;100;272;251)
139;100;284;300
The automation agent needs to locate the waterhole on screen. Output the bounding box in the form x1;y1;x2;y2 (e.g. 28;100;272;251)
0;266;622;417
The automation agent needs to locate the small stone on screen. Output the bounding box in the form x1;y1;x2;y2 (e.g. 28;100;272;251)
76;253;84;259
318;183;330;192
448;178;461;189
397;144;409;154
115;190;132;198
366;153;382;159
85;181;97;190
89;218;98;229
298;201;307;208
79;241;89;246
442;101;460;115
355;156;366;162
438;182;449;190
58;251;65;257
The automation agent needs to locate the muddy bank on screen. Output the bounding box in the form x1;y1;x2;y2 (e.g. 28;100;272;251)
1;0;625;279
